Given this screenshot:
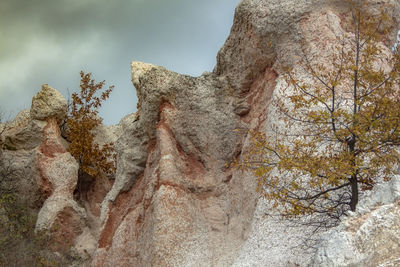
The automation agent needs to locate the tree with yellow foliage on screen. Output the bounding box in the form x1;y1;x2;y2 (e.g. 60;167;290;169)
237;0;400;228
66;71;116;196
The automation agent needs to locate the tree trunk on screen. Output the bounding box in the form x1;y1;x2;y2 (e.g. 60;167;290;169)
349;174;358;211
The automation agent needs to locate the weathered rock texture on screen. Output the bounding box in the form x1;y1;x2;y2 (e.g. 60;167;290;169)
35;117;86;248
312;175;400;267
2;0;400;266
93;0;400;266
93;63;257;266
3;110;46;151
230;0;400;266
0;86;88;252
30;84;68;122
0;84;118;264
27;86;87;248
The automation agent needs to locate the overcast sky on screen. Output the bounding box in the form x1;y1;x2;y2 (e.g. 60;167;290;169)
0;0;241;125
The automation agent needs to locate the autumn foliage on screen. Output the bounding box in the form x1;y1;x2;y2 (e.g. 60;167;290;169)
66;71;116;180
236;0;400;228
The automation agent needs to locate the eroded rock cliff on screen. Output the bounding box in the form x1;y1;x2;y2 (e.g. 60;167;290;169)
93;62;257;266
94;0;400;266
1;0;400;266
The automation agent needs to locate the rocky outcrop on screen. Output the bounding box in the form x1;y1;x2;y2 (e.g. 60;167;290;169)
2;110;46;151
93;0;400;266
30;85;122;260
312;175;400;267
215;0;399;97
1;84;72;209
0;84;106;263
93;63;257;266
28;86;87;247
3;84;68;151
34;117;86;248
0;85;87;252
30;84;68;122
2;0;400;266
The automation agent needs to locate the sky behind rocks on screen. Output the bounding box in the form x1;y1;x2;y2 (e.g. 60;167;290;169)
0;0;241;124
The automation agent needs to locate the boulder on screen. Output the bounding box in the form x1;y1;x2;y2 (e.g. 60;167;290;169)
30;84;67;122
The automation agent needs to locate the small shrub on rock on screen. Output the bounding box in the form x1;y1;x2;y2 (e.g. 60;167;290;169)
66;71;116;197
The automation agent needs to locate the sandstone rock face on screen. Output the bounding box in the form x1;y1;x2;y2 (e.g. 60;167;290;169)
0;85;97;263
94;62;257;266
35;118;85;241
3;84;67;150
30;84;67;122
93;0;400;266
312;175;400;267
2;0;399;266
2;110;46;150
33;115;116;260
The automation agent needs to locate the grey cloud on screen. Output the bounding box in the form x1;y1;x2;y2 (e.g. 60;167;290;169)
0;0;240;124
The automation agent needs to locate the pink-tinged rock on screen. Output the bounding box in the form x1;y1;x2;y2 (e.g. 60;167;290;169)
87;123;120;217
35;118;87;249
94;79;256;266
94;0;400;266
35;118;72;196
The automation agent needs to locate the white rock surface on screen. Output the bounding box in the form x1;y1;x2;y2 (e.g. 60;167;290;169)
74;227;98;261
92;123;122;148
36;194;85;231
312;175;400;267
232;198;312;267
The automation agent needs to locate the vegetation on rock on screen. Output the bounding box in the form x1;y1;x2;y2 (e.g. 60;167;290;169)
236;0;400;229
66;71;116;195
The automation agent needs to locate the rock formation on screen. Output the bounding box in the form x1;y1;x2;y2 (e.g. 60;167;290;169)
30;84;67;122
1;0;400;266
93;0;400;266
34;116;86;249
93;62;257;266
0;84;117;264
312;175;400;266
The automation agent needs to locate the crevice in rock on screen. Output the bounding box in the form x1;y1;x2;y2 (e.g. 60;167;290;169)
97;173;145;250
